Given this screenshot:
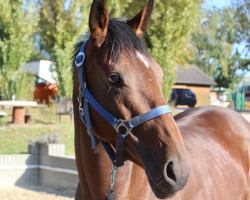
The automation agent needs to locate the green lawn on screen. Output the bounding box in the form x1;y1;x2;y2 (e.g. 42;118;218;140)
0;105;75;155
0;103;183;156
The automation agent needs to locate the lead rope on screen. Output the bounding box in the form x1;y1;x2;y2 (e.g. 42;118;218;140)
108;163;119;200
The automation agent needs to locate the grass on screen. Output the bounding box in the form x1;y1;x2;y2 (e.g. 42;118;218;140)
0;105;74;155
5;101;246;156
0;103;185;156
0;104;178;156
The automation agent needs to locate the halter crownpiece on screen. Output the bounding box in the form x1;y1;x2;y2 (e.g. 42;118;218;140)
75;39;172;199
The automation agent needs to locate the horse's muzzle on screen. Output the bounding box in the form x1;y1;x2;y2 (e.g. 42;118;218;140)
145;156;190;199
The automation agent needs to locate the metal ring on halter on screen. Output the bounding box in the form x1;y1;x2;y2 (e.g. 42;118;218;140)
75;52;85;67
114;119;132;136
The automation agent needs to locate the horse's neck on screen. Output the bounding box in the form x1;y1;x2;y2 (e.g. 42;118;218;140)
74;118;156;199
73;82;113;198
73;85;155;199
74;119;110;198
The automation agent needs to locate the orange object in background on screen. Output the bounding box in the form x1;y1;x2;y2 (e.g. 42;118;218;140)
33;77;58;104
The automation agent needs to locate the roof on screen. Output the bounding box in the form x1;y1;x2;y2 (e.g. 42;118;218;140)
22;60;56;83
175;65;216;86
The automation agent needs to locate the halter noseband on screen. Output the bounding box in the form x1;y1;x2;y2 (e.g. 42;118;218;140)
75;39;172;167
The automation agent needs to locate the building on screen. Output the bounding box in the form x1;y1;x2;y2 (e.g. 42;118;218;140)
22;60;58;104
240;77;250;102
22;60;57;83
173;65;216;106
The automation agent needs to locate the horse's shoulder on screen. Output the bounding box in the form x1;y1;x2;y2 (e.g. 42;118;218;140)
175;105;248;125
175;106;250;167
174;106;250;199
175;106;250;136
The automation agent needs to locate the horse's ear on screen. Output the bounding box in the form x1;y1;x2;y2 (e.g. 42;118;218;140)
89;0;109;47
129;0;154;37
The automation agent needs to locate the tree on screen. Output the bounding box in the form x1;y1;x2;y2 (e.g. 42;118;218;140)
147;0;202;98
233;0;249;48
0;0;37;100
214;50;249;88
117;0;203;99
38;0;203;99
190;7;249;89
38;0;92;98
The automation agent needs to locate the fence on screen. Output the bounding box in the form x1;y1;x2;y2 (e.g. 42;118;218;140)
0;143;78;188
232;92;245;110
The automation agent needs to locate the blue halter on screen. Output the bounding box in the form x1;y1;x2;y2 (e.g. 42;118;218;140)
75;39;172;167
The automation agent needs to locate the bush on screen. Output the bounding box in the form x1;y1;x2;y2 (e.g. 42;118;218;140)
29;133;61;145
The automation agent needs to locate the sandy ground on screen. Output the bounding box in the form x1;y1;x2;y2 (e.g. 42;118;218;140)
0;186;75;200
241;112;250;122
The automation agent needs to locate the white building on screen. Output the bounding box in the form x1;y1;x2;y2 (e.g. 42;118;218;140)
22;60;57;83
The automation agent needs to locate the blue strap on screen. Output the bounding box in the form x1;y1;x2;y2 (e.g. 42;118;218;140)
77;66;86;91
115;132;126;167
128;105;171;128
81;85;172;166
76;40;88;90
83;90;171;130
114;105;171;167
99;139;116;162
83;89;119;126
84;99;96;149
76;40;97;149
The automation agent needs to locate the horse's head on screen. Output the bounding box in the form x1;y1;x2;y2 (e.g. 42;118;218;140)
74;0;190;198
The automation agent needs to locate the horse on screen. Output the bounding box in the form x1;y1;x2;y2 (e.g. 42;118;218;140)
73;0;250;199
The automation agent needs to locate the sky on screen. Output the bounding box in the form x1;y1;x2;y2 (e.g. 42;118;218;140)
203;0;232;8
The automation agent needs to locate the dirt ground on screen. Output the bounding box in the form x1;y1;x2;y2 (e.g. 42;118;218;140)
241;112;250;122
0;186;75;200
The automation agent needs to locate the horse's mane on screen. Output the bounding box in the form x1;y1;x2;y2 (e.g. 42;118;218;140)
105;18;151;63
72;18;151;66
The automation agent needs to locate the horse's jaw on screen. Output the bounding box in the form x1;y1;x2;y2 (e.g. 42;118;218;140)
124;131;190;198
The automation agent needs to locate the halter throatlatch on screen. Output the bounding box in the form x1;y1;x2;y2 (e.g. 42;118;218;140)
75;39;172;198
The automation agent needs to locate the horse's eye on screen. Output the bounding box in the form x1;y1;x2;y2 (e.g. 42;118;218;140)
108;73;122;84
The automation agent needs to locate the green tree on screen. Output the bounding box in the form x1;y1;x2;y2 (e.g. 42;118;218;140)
110;0;202;99
0;0;36;100
147;0;202;98
38;0;92;98
190;7;249;89
38;0;202;99
233;0;249;47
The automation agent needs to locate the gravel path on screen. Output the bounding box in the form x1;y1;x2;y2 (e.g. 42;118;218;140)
0;186;75;200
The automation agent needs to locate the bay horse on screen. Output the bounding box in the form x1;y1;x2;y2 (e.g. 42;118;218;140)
73;0;250;199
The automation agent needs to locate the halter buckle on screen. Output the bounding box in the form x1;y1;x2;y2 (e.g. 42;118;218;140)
75;52;85;67
78;88;84;111
114;120;132;136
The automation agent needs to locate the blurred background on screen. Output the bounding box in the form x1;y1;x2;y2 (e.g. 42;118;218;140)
0;0;249;105
0;0;249;199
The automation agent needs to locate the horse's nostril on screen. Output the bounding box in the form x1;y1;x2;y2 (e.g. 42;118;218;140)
166;162;176;182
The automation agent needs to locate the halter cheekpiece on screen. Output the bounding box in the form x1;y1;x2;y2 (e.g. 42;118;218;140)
75;39;172;199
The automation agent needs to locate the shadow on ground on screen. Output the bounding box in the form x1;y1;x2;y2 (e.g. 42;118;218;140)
0;185;75;200
20;185;75;198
